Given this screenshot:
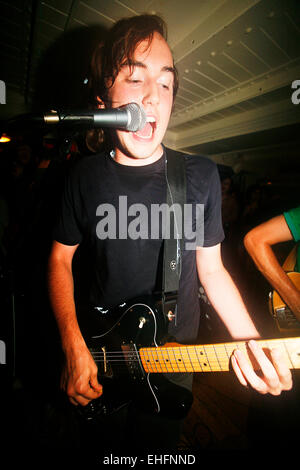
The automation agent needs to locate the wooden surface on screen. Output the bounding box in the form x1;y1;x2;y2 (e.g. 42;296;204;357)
179;370;252;450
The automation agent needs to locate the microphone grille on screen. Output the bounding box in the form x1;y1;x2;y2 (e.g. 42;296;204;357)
125;103;147;132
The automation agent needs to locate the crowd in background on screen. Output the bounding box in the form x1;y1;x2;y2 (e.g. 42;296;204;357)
0;130;299;453
0;133;299;345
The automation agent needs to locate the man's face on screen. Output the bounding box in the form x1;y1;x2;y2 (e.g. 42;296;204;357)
105;32;175;165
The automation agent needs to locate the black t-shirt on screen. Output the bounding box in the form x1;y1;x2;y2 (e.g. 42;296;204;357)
53;147;224;343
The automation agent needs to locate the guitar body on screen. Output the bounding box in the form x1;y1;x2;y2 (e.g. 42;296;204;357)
77;295;193;422
269;271;300;333
75;293;300;423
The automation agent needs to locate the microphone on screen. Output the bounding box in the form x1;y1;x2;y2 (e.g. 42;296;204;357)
6;103;147;132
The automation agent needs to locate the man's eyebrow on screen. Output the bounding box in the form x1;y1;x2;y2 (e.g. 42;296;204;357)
121;60;146;69
121;60;175;74
161;65;176;74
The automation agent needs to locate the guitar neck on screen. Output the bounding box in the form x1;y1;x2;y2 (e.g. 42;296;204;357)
139;337;300;373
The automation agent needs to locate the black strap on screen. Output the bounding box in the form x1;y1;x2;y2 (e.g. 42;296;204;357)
162;148;186;321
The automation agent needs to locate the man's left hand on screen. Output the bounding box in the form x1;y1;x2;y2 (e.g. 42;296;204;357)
231;340;293;395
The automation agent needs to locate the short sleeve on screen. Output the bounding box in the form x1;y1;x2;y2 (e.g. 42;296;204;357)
284;206;300;242
202;163;225;247
53;167;84;245
184;155;224;249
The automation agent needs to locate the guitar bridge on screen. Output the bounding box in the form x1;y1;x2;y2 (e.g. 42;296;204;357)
121;342;145;380
275;307;300;329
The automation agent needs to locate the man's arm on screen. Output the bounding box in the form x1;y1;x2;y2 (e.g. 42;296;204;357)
196;244;292;395
48;240;102;406
197;244;259;339
244;215;300;319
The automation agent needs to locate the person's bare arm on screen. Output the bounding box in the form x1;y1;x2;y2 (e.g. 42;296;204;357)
197;244;259;339
244;215;300;319
48;240;102;406
196;244;292;395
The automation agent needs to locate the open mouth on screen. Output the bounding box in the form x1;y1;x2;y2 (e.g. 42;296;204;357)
134;116;156;139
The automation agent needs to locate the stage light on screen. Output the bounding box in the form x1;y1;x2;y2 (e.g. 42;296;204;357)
0;133;11;143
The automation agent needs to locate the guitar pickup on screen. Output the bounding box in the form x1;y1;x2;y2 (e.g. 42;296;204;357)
274;307;286;321
275;307;300;328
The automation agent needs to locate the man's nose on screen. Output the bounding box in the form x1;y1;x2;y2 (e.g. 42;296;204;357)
142;80;159;106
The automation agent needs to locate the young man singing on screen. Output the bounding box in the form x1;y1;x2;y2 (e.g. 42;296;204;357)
48;14;292;454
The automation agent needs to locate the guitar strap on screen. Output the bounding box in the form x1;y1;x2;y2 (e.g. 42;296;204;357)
162;147;186;325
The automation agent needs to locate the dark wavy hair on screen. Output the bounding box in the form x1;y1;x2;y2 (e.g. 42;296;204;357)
89;14;179;106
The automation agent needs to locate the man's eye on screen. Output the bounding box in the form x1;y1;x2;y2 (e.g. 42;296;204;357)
127;79;141;84
159;82;170;90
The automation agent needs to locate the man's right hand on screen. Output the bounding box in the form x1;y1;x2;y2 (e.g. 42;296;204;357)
61;343;103;406
48;241;103;407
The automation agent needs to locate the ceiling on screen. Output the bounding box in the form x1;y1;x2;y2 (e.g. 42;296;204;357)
1;0;300;173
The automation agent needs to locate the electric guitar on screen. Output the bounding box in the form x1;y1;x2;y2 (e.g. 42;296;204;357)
77;295;300;422
268;271;300;333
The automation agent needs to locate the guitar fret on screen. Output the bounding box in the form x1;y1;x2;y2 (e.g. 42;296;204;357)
158;347;179;372
147;348;156;373
195;347;207;371
157;349;165;372
157;349;169;373
171;347;181;372
169;348;179;372
186;347;195;372
213;344;222;371
191;346;202;372
143;348;152;373
223;343;233;371
177;348;184;371
180;348;188;371
210;345;229;371
217;344;230;370
176;347;189;372
180;347;188;372
204;346;212;371
151;348;160;373
187;347;199;372
165;347;174;372
283;338;295;369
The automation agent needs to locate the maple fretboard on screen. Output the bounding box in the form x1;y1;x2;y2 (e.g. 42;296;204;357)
139;337;300;373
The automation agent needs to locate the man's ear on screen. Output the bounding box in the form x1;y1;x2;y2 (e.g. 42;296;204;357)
96;96;105;109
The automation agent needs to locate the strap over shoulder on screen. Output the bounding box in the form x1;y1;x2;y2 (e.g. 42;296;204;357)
162;148;187;321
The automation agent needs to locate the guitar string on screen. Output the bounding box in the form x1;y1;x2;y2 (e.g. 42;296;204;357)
90;343;297;361
90;350;234;367
89;338;298;357
90;350;235;361
91;360;233;365
88;340;299;369
89;356;298;371
90;351;240;371
90;347;297;360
